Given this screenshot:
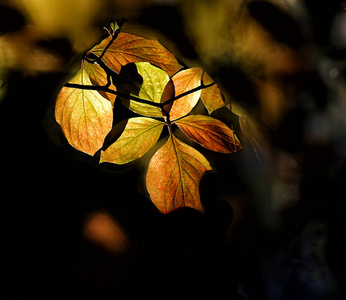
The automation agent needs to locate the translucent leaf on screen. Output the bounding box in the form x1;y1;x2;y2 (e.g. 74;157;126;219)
84;61;116;104
89;32;182;76
170;67;203;121
200;72;225;114
100;117;163;164
110;21;119;33
55;66;113;156
146;135;211;214
175;115;242;153
126;62;170;117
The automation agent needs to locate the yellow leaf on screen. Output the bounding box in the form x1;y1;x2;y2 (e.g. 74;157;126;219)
55;66;113;156
100;117;163;164
127;62;169;117
84;61;116;104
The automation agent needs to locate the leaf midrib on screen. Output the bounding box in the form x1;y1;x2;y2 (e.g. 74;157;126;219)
102;121;163;161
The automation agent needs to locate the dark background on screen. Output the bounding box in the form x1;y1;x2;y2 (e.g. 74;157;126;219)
1;0;346;299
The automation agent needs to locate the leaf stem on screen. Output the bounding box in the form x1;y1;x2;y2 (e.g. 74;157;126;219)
167;122;173;136
97;29;119;62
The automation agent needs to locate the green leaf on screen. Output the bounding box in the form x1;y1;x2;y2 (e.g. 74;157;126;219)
125;62;170;117
110;21;119;33
100;117;163;164
55;65;113;156
146;135;211;214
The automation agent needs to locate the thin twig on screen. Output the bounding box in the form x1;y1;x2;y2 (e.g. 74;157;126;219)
64;82;161;107
83;18;125;64
201;70;206;85
66;17;217;118
97;18;125;63
161;81;215;107
103;27;112;37
64;81;216;110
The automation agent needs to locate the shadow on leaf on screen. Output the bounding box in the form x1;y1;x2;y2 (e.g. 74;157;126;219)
116;62;143;97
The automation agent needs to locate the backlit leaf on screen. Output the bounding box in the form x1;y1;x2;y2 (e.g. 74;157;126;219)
100;117;163;164
89;32;182;76
55;66;113;156
84;61;116;104
146;135;211;214
127;62;170;117
170;67;203;121
110;21;119;34
175;115;242;153
200;72;225;114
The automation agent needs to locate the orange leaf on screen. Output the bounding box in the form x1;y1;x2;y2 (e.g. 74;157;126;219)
84;61;116;104
146;135;211;214
200;73;225;114
55;66;113;156
89;32;182;76
170;67;203;121
100;117;163;164
175;115;242;153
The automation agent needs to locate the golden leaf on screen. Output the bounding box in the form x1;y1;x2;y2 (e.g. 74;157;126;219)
55;66;113;155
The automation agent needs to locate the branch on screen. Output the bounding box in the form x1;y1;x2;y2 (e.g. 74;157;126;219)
74;18;217;113
64;82;161;107
64;80;216;110
97;20;123;62
86;52;120;80
161;81;215;107
83;18;126;64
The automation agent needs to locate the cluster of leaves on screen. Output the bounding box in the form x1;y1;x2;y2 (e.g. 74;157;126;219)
55;20;242;213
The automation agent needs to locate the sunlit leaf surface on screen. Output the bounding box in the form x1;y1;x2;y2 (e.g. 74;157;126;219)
146;135;211;214
170;67;203;121
200;72;225;114
89;32;182;76
127;62;169;117
84;61;116;104
175;115;242;153
100;117;163;164
55;66;113;155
